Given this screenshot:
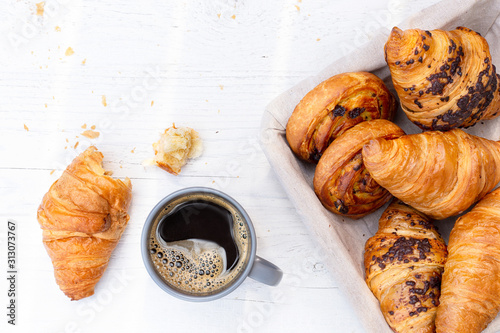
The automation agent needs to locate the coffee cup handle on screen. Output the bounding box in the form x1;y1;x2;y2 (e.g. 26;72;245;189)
248;256;283;286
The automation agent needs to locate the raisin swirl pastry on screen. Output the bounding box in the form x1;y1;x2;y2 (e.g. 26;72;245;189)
363;128;500;220
286;72;396;163
364;200;447;333
313;119;404;219
385;27;500;130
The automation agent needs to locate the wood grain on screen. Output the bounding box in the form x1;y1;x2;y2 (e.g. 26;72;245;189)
0;0;441;332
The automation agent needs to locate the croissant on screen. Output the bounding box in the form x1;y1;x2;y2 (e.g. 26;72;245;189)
37;146;132;300
364;200;447;333
385;26;500;130
362;128;500;220
313;119;405;219
286;71;396;163
436;188;500;333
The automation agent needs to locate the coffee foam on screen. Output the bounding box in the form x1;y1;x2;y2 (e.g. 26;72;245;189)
148;193;251;296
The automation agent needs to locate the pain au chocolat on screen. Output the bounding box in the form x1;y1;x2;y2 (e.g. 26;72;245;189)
385;26;500;130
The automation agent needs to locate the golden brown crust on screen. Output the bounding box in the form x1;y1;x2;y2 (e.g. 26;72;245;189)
362;129;500;220
286;72;396;163
37;146;132;300
313;119;405;219
385;26;500;130
436;188;500;333
365;200;447;333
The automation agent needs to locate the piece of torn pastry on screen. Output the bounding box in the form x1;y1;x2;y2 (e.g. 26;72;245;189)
147;124;203;175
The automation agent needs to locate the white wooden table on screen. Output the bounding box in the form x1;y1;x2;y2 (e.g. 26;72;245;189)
0;0;441;332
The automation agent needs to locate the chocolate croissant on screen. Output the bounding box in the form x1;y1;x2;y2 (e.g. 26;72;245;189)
385;26;500;130
313;119;404;219
37;146;132;300
364;200;447;333
436;188;500;333
286;71;396;163
362;128;500;220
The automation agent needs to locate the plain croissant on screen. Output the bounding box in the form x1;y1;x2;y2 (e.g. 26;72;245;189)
286;72;396;163
37;146;132;300
364;200;447;332
436;188;500;333
313;119;404;219
385;26;500;130
362;128;500;220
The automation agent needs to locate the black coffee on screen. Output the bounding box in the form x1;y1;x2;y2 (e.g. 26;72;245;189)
148;193;251;295
158;200;239;271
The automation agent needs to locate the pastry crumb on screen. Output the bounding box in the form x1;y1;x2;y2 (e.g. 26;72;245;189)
24;124;29;131
74;141;79;149
50;169;55;175
101;95;107;107
91;125;96;130
81;130;100;139
131;147;136;153
295;5;300;11
65;47;74;56
81;124;87;129
82;58;86;65
55;26;61;32
146;124;203;175
36;2;45;16
219;85;224;90
151;100;154;107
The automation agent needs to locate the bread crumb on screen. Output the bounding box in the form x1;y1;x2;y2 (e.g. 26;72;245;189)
295;5;300;11
316;38;321;41
91;125;96;130
24;124;29;131
231;15;236;19
131;147;136;153
36;2;45;16
65;47;74;56
217;13;221;18
81;130;100;139
101;95;107;107
82;58;86;65
81;124;87;129
66;138;69;142
44;103;47;108
55;26;61;32
151;100;154;107
74;141;79;149
147;124;203;175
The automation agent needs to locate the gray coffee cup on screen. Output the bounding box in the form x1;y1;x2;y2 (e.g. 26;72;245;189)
141;187;283;301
